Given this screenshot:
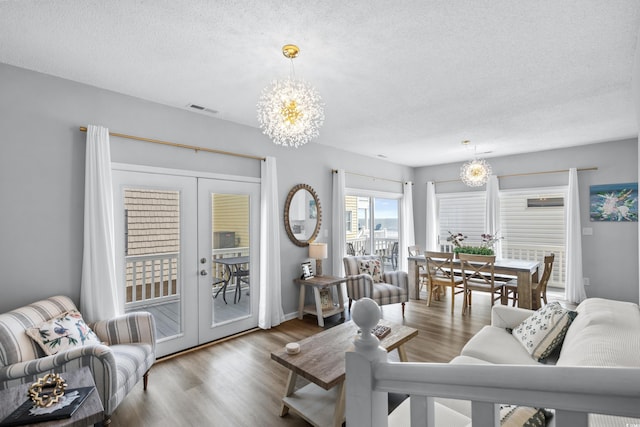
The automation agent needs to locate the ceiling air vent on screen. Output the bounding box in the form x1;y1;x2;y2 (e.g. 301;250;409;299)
186;104;219;115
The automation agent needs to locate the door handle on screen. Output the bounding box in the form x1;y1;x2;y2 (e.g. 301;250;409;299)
200;270;208;276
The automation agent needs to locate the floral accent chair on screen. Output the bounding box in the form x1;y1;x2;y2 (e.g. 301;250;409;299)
0;295;156;423
343;255;409;316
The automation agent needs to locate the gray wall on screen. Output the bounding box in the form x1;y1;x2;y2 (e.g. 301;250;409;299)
1;61;638;313
0;63;412;314
413;139;639;303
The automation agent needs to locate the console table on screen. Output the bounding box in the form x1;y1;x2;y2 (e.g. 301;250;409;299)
294;275;346;327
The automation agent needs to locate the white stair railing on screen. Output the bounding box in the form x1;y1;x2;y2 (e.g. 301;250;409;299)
346;298;640;427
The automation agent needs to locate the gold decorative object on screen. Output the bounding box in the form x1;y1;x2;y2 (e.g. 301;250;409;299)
28;373;67;408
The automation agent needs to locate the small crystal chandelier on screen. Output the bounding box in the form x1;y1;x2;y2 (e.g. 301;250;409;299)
460;140;492;187
257;44;325;148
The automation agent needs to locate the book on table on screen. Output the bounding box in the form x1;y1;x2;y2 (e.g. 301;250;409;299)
0;387;95;427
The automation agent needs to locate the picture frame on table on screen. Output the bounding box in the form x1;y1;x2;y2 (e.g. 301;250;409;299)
301;262;314;280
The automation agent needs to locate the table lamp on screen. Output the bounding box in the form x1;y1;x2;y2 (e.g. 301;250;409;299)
308;242;328;277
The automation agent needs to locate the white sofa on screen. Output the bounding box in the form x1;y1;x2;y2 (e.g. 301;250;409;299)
386;298;640;426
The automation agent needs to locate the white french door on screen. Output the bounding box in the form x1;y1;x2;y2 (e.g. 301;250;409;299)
197;177;260;343
112;167;260;357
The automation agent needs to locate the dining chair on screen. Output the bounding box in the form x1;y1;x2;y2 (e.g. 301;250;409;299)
458;253;505;315
505;253;555;308
424;251;465;313
408;245;430;295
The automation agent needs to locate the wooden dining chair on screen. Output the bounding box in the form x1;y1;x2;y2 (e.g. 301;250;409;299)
458;253;505;315
408;245;430;295
424;251;465;313
505;253;555;308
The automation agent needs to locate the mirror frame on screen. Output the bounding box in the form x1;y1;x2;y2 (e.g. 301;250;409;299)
284;183;322;247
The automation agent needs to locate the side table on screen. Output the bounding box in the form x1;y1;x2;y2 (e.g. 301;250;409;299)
0;367;104;427
294;275;346;327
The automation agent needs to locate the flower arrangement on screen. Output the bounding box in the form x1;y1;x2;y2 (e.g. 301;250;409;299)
480;232;502;249
449;232;502;256
446;231;467;248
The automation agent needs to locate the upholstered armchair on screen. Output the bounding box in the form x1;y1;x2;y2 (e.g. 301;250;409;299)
0;295;156;423
343;255;409;316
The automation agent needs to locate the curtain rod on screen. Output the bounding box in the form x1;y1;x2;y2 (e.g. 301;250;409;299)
79;127;266;161
432;166;598;185
331;169;412;185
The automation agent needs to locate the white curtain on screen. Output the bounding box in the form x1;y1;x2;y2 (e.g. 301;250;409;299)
332;169;346;277
399;181;415;271
565;168;587;303
485;175;502;257
80;125;121;322
425;181;438;251
259;157;285;329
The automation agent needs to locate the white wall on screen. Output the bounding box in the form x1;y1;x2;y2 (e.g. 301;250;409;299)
0;63;413;314
413;139;639;303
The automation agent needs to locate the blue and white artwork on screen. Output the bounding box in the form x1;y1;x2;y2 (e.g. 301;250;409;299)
589;182;638;222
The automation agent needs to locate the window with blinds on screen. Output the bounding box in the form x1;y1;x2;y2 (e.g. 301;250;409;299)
500;187;566;288
437;186;566;289
437;192;486;247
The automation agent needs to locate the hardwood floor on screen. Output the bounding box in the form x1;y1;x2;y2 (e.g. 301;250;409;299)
110;291;495;426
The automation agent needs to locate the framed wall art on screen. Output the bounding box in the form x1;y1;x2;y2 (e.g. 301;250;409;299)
589;182;638;222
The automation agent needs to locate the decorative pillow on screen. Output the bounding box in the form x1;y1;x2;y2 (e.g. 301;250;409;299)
357;259;383;283
26;310;101;356
512;301;577;361
500;404;550;427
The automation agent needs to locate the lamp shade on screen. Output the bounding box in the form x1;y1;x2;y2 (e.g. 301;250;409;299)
309;242;328;260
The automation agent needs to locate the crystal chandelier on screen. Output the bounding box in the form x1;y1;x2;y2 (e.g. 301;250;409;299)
257;44;325;148
459;140;492;187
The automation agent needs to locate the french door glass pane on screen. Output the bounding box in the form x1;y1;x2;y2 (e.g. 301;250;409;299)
123;188;181;341
210;193;251;324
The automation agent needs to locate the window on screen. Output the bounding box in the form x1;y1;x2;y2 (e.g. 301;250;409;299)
437;186;567;288
345;192;401;270
500;187;566;288
437;191;486;247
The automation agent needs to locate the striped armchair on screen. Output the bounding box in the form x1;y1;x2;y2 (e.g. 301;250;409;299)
343;255;409;316
0;295;156;422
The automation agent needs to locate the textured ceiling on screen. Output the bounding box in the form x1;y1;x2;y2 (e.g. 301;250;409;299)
1;0;639;167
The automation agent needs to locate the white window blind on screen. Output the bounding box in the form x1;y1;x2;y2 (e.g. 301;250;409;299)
437;192;486;247
500;187;566;288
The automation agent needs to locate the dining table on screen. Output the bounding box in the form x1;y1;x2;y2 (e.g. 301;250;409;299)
407;255;540;309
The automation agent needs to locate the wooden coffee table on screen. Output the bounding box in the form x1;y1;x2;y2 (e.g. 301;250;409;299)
271;319;418;427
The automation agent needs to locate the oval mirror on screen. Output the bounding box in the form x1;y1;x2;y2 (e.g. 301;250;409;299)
284;184;322;247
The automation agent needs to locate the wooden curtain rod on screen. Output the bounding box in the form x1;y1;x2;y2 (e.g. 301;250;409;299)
432;166;598;185
331;169;412;185
79;127;266;161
